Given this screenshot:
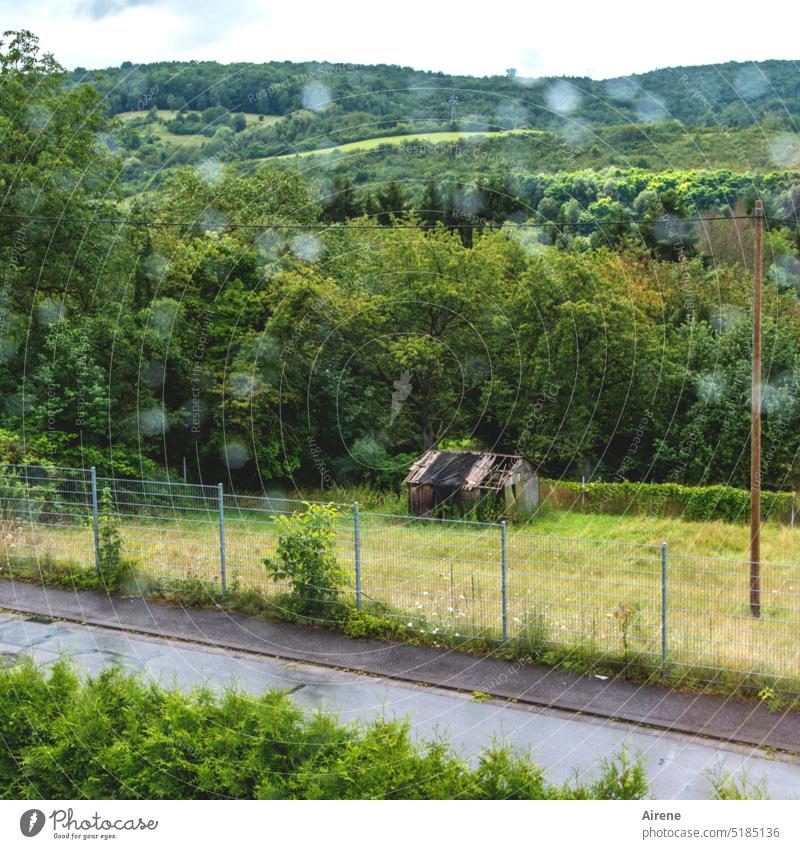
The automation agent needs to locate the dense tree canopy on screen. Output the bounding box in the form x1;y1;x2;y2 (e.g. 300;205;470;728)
78;57;800;131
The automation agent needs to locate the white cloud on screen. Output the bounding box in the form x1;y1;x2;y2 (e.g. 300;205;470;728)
74;0;157;20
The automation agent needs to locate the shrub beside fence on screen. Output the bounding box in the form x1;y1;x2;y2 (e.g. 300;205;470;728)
1;464;799;698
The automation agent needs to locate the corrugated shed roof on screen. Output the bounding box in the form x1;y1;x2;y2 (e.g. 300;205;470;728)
405;449;527;491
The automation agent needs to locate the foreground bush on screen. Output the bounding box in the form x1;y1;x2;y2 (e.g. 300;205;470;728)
263;504;350;619
0;660;649;800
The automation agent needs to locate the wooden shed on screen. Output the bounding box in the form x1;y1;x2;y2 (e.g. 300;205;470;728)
404;449;539;517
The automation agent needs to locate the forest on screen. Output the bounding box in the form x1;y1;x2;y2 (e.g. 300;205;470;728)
78;55;800;129
4;31;800;494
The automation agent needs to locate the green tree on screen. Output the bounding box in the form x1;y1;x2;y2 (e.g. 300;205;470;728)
375;180;405;225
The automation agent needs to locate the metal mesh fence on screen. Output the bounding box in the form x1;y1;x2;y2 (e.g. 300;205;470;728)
359;512;503;641
506;532;663;667
1;464;799;694
667;551;800;689
0;464;94;570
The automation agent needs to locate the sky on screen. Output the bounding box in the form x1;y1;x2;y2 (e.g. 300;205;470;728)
1;0;798;79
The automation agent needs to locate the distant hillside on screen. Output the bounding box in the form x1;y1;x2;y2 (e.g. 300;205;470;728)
76;58;800;129
90;58;800;196
115;112;800;198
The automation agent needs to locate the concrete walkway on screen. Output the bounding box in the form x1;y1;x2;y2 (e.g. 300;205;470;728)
1;610;800;799
1;579;799;756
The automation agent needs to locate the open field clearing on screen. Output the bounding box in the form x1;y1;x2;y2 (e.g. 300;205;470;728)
273;128;539;158
3;505;799;694
115;110;282;148
145;129;208;147
116;109;277;125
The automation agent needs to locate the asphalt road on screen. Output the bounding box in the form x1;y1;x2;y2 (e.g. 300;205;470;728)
2;612;799;799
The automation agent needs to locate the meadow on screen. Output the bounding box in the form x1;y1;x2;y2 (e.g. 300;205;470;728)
272;128;536;158
115;109;281;149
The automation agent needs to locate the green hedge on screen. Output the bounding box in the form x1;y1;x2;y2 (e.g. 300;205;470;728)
0;660;649;800
546;480;795;524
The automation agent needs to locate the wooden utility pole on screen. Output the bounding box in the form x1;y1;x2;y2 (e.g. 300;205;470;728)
750;199;764;618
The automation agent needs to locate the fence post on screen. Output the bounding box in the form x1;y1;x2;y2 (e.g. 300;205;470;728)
218;483;227;593
354;501;362;612
660;541;667;678
501;520;508;643
90;466;101;577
